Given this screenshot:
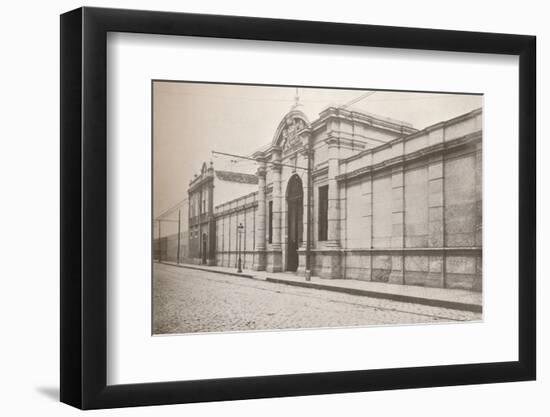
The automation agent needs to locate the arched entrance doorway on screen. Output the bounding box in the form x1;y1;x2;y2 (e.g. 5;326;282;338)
286;175;303;272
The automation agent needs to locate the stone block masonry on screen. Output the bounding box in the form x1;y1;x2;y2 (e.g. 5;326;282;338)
178;106;483;292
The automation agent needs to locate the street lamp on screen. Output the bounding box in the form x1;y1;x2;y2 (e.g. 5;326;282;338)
237;222;244;273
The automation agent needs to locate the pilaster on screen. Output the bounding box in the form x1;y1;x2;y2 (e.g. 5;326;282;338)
298;145;313;277
474;141;482;290
389;166;405;284
427;155;445;287
252;158;267;271
266;147;283;272
320;137;341;278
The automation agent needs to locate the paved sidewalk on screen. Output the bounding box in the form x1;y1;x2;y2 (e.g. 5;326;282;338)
159;261;482;313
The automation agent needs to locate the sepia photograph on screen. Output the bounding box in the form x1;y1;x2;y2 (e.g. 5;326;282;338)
55;4;538;412
152;81;483;335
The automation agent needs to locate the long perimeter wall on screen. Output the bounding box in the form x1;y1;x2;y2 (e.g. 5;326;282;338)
214;192;259;269
332;109;482;290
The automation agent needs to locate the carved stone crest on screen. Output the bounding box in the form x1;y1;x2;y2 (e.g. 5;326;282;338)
281;117;306;154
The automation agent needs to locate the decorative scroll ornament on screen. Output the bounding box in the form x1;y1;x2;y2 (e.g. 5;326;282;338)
281;117;307;154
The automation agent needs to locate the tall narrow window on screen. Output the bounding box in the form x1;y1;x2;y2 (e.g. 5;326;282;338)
268;200;273;244
318;185;328;241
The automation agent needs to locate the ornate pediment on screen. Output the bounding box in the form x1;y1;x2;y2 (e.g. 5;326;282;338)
273;110;310;155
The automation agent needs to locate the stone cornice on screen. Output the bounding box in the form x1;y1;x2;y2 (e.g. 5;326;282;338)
248;107;482;164
312;165;329;178
326;130;389;146
336;130;482;182
313;106;417;135
188;175;213;194
251;150;266;160
405;107;482;142
341;107;483;166
214;200;258;218
214;190;258;212
324;135;369;151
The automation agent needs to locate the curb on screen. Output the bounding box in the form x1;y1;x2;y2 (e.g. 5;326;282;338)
158;262;481;314
160;262;256;280
265;277;482;313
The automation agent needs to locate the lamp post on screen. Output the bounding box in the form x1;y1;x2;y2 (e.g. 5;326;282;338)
237;222;244;273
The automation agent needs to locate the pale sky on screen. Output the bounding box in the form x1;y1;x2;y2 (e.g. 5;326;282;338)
153;81;482;220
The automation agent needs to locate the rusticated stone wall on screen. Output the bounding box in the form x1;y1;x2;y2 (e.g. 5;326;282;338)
336;109;482;291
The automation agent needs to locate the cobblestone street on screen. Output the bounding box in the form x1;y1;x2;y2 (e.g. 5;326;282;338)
153;263;481;334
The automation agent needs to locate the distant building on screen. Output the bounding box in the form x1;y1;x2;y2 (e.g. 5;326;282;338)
187;105;482;291
187;162;258;265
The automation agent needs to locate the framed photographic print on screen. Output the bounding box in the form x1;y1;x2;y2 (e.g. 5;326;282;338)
60;6;536;409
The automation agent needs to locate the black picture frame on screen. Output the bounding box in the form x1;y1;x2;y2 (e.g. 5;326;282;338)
60;6;536;410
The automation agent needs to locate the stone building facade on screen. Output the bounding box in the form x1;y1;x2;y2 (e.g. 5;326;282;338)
187;161;258;265
189;105;482;291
